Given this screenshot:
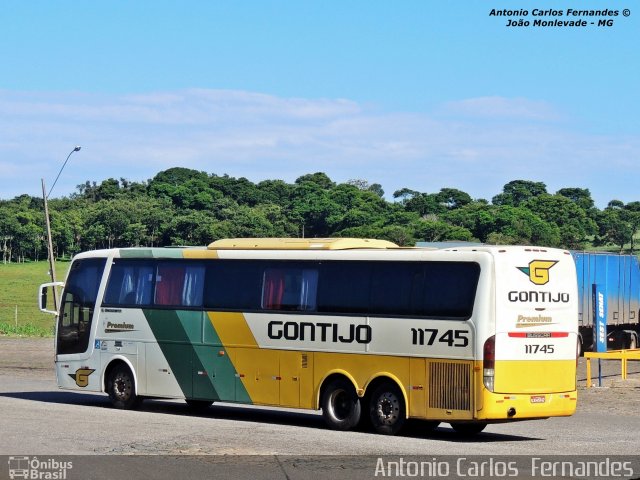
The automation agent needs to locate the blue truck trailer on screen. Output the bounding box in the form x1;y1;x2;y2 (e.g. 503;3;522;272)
572;252;640;353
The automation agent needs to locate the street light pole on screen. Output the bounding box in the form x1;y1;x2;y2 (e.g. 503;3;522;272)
42;146;82;310
48;146;81;197
42;178;59;310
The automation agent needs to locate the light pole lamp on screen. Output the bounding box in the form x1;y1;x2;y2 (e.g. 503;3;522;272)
42;146;81;310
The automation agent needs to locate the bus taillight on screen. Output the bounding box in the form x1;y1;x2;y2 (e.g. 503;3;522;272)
483;335;495;392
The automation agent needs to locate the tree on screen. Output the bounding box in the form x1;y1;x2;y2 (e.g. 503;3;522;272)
368;183;385;198
294;172;335;190
596;201;640;253
524;194;596;249
556;187;595;212
95;178;121;200
150;167;208;186
210;175;264;207
492;180;547;206
256;179;294;206
446;203;560;246
412;219;474;242
436;188;472;210
597;208;633;253
346;179;385;198
167;210;223;246
290;180;344;237
392;188;419;205
0;205;20;263
623;202;640;253
404;193;445;217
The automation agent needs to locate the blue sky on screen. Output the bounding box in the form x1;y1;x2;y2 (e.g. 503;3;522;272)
0;1;637;207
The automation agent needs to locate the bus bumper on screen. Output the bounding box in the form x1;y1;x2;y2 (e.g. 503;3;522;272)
476;389;578;421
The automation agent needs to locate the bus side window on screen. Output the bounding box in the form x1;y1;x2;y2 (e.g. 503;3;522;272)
370;263;421;315
181;264;205;307
155;264;186;306
317;262;371;314
422;262;480;318
261;267;318;311
203;261;262;311
104;261;153;306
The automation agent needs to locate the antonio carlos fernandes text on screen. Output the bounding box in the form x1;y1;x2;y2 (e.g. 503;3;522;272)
374;457;635;478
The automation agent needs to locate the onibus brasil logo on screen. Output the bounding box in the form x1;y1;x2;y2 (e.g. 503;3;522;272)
517;260;558;285
8;456;72;479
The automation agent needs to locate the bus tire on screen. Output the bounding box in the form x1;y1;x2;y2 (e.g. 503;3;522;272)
321;378;361;431
107;364;141;410
369;382;406;435
451;422;487;436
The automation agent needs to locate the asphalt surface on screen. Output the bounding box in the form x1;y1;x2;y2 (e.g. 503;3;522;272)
1;338;639;479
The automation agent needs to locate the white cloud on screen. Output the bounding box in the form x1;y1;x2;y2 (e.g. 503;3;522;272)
0;89;637;207
440;96;562;121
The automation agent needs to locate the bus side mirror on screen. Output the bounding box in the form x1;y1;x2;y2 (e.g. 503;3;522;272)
38;282;64;315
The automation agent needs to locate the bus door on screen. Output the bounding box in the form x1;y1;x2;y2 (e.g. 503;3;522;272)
55;258;107;390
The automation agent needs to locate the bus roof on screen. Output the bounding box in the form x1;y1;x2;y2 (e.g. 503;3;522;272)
207;237;399;250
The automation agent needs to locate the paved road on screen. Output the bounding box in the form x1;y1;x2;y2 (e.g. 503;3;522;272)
1;369;639;456
1;338;639;479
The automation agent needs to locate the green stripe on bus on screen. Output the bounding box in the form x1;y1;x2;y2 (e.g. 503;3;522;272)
120;248;184;258
201;315;251;404
144;309;214;400
143;309;250;403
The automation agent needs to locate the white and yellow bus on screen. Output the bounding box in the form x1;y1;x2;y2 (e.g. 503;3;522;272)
39;238;578;435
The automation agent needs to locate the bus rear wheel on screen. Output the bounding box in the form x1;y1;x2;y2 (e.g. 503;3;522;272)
369;382;406;435
450;422;487;436
321;378;361;431
107;364;141;410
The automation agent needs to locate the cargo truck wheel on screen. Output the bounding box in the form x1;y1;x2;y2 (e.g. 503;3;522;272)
107;364;141;409
577;336;583;358
321;378;361;431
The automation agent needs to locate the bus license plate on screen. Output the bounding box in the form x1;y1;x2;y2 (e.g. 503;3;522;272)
530;395;546;404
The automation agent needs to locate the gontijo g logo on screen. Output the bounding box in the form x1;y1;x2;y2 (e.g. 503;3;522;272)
68;368;95;387
517;260;558;285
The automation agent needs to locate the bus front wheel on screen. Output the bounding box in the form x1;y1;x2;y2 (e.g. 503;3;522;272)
107;364;141;410
369;382;406;435
321;378;361;431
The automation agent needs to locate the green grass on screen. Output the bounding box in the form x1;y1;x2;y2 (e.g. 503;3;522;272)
0;321;52;337
0;260;69;337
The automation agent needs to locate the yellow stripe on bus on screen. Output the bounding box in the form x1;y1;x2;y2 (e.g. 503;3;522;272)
207;312;258;347
183;249;219;259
